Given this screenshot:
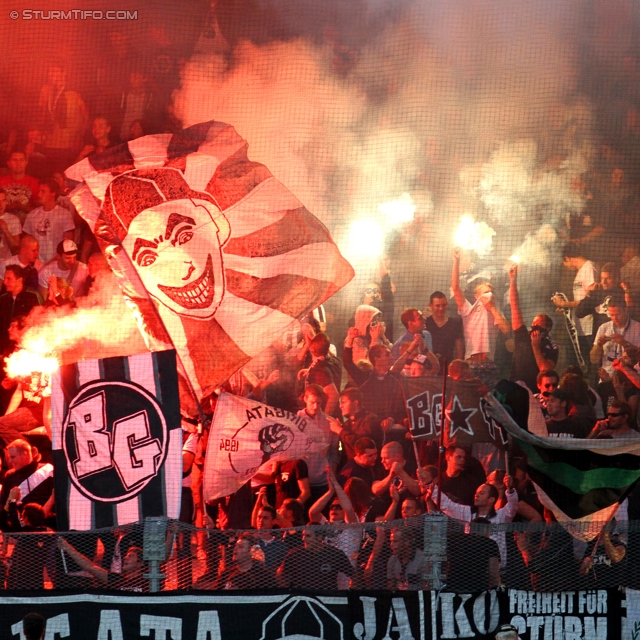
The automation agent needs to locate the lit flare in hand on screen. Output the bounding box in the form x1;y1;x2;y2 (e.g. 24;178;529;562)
454;215;496;256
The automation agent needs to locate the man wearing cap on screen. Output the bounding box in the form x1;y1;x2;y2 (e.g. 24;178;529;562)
38;240;88;301
545;389;591;438
23;179;75;263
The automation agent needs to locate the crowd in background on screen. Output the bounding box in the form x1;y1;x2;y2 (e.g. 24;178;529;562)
0;47;640;592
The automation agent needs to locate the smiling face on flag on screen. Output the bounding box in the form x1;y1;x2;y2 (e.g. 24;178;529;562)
66;121;354;408
123;198;226;318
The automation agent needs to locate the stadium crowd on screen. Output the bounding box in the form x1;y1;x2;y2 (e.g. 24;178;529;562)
1;59;640;594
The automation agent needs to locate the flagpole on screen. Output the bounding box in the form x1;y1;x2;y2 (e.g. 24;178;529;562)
436;359;447;512
587;500;622;563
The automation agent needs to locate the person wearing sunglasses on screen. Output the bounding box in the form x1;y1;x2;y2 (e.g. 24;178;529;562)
587;400;640;439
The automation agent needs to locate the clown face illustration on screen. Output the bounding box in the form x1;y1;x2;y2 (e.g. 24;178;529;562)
122;198;229;319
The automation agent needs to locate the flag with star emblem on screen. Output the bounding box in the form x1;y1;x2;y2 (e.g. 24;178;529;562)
403;377;507;447
65;121;354;413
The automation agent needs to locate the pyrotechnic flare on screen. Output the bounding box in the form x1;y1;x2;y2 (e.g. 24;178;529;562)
378;192;416;226
5;349;59;393
454;215;496;256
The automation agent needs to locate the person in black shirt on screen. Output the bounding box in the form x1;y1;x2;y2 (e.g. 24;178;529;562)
216;533;275;590
0;264;41;354
440;445;485;506
332;388;383;459
343;337;408;428
508;264;558;392
545;389;591;438
425;291;464;363
446;518;501;591
338;437;381;490
277;525;354;589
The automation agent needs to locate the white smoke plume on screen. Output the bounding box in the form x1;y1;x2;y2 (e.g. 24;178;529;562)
14;272;148;370
172;0;596;316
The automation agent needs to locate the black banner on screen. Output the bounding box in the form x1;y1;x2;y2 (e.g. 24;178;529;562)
0;588;622;639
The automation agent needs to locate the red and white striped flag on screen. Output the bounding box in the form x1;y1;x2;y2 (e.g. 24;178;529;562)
66;121;354;410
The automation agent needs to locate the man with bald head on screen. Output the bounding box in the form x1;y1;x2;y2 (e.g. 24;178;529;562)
0;234;42;292
372;441;420;501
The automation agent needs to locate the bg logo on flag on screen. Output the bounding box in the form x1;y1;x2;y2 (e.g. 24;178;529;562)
62;381;166;502
52;350;183;530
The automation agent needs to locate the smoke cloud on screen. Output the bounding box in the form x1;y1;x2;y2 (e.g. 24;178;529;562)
14;272;148;369
172;0;605;324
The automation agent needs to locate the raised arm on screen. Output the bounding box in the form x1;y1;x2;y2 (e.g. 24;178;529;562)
451;247;466;310
508;264;524;331
308;471;335;523
329;472;358;524
57;537;108;584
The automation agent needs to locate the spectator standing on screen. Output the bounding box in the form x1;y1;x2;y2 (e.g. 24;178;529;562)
0;440;53;530
591;296;640;378
296;385;340;505
587;400;640;439
552;243;598;370
74;117;116;164
22;613;45;640
0;264;41;354
508;264;558;392
0;188;21;261
0;151;40;220
216;533;275;590
331;388;382;459
338;437;381;490
38;65;88;171
440;445;486;507
545;389;591;438
276;526;354;589
424;291;464;363
23;180;75;263
390;307;434;359
343;340;408;429
451;248;510;386
0;234;42;291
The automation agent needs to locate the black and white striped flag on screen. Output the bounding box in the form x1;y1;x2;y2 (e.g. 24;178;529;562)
51;350;182;530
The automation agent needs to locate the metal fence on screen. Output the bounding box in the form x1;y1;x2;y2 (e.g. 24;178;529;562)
0;515;636;592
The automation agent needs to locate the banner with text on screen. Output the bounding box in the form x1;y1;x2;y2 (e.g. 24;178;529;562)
0;588;621;640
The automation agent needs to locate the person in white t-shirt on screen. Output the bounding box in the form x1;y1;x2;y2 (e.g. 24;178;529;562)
552;243;598;371
23;179;75;263
451;247;510;386
0;189;21;261
38;239;88;301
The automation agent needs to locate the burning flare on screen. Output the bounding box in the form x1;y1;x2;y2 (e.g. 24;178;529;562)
5;349;59;378
454;215;496;256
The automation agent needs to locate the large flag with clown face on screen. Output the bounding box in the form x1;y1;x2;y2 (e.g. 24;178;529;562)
66;121;354;411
